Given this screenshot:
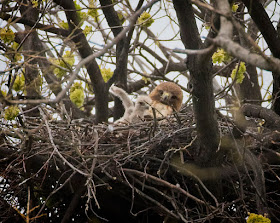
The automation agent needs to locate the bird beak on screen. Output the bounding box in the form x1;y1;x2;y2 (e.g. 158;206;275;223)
161;91;170;103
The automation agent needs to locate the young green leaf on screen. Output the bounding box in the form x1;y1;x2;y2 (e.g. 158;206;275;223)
231;62;246;84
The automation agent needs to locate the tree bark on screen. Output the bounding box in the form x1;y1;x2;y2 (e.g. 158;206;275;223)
100;0;144;120
173;0;220;166
238;64;262;104
242;0;280;114
100;0;127;120
18;1;42;117
235;3;262;104
53;0;108;123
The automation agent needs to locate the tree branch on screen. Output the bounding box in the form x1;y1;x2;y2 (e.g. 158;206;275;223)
211;0;280;73
0;12;70;37
212;36;280;73
241;103;280;130
241;0;280;58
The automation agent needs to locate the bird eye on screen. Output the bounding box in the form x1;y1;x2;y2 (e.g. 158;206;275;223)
139;102;145;106
171;95;177;100
158;90;163;95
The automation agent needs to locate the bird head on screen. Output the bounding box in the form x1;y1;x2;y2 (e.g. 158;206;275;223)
135;95;151;110
149;82;183;111
159;90;172;104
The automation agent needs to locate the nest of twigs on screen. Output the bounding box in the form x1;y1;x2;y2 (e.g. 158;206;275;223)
1;107;280;222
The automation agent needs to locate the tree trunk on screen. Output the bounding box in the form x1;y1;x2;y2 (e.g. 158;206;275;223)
53;0;108;123
173;0;219;166
19;1;41;117
238;64;262;104
242;0;280;113
100;0;127;120
235;4;262;105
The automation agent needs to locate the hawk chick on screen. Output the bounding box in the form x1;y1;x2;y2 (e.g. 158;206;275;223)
149;82;183;117
130;95;152;122
109;85;151;124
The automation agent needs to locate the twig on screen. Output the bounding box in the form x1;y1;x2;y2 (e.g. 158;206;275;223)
39;108;88;176
122;168;216;209
85;129;100;210
26;186;30;223
173;45;215;55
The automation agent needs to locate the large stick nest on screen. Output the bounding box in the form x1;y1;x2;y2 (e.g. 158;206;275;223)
1;106;280;222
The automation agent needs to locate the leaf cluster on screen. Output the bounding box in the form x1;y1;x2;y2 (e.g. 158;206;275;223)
70;82;85;108
137;12;154;27
231;62;246;84
52;51;75;79
4;105;20;120
247;213;271;223
0;27;15;44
